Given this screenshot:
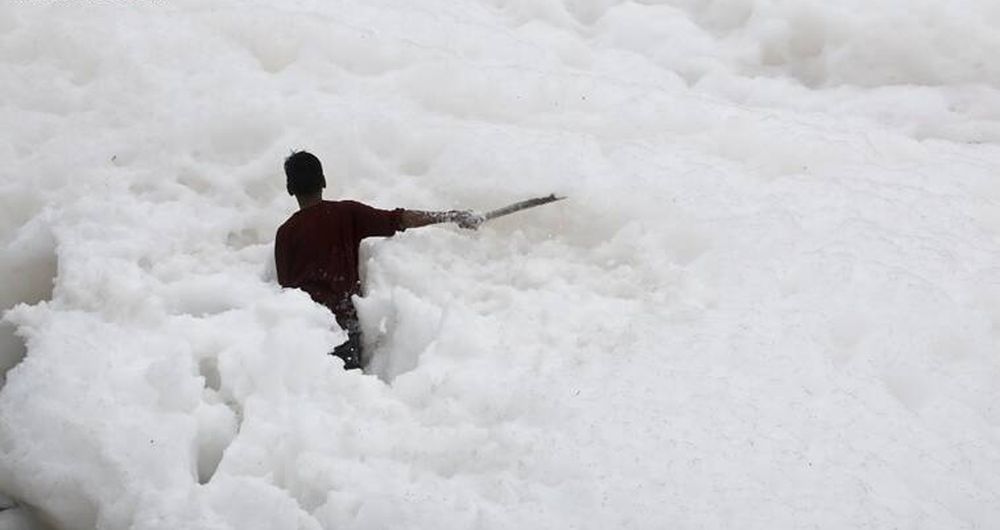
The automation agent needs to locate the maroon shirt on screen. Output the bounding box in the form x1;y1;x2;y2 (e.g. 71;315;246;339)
275;200;403;324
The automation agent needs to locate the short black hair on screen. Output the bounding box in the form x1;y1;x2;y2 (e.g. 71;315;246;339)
284;150;326;196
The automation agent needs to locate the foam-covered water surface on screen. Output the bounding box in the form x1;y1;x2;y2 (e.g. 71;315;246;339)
1;1;999;528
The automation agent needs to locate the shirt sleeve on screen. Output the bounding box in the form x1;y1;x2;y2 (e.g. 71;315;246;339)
348;201;404;239
274;226;291;287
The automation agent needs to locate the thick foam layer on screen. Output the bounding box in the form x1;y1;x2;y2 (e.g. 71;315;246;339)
1;1;999;528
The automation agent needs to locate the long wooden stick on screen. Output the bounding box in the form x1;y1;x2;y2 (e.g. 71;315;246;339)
483;194;565;221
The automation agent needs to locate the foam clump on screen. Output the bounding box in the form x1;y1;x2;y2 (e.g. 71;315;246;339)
1;0;1000;529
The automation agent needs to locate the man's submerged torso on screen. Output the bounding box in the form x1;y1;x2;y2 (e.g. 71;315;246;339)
274;200;403;325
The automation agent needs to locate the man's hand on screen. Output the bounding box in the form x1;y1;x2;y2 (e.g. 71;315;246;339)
447;210;484;230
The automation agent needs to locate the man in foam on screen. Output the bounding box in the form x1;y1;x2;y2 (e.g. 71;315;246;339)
275;150;481;369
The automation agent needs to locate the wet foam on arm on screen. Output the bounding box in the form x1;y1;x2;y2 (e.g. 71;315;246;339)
400;209;482;230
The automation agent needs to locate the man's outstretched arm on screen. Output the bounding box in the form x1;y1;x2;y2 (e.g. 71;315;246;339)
401;209;483;230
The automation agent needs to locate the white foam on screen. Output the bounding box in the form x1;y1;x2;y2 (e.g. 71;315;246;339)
2;0;999;528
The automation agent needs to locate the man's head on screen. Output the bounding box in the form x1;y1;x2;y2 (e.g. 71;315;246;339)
284;151;326;197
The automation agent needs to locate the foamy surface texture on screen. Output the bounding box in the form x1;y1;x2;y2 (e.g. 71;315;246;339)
1;1;999;528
